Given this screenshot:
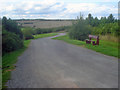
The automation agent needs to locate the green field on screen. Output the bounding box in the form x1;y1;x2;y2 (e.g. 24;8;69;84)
2;33;58;88
52;35;119;58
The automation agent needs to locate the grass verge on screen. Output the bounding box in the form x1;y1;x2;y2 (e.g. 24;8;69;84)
2;40;31;88
33;33;58;39
52;35;119;58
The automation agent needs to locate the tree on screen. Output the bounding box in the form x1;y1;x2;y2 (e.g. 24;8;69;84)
2;30;23;55
94;17;99;26
2;17;7;30
91;17;99;27
100;17;107;24
2;17;23;39
86;13;93;25
2;16;24;55
86;13;98;26
107;14;115;23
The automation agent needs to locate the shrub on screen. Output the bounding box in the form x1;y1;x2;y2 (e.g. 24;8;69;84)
2;17;23;39
24;33;34;40
69;16;91;41
22;27;34;40
2;30;23;55
92;22;119;36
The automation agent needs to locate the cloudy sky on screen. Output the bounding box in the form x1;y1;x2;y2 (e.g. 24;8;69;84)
0;0;119;19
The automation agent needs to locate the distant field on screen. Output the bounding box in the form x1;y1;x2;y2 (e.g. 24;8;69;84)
16;20;73;28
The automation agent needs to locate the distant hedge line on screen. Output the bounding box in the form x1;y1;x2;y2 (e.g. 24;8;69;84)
22;26;70;40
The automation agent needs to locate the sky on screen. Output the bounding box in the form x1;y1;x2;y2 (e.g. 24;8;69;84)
0;0;119;19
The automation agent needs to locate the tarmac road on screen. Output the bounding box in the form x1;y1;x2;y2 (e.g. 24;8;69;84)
6;33;118;88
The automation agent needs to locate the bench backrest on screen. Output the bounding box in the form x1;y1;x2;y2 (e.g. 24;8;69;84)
89;35;99;39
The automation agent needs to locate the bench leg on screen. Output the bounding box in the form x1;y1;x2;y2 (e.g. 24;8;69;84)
92;41;96;45
86;40;91;44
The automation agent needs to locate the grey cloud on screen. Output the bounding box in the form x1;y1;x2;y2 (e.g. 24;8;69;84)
4;1;67;16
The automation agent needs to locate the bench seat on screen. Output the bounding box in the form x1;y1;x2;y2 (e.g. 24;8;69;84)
86;35;99;45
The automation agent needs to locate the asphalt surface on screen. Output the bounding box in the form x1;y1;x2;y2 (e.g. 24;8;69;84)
6;33;118;88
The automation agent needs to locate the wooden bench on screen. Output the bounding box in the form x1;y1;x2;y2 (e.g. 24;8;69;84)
86;35;99;45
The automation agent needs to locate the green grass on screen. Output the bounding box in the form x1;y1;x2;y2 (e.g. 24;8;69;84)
33;33;58;39
2;32;58;88
2;40;31;88
52;35;119;58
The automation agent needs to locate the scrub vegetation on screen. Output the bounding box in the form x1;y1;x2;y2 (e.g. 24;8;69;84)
69;13;119;41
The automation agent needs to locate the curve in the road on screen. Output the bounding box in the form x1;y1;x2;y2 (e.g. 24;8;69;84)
6;33;118;88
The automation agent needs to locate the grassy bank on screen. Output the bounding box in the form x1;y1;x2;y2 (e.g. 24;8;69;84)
33;33;58;39
2;40;31;88
52;35;119;58
2;33;58;88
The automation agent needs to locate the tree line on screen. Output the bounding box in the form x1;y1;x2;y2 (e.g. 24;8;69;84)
86;13;117;27
69;13;119;41
22;26;69;40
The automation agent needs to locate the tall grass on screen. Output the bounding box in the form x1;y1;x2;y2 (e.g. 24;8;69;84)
99;34;118;42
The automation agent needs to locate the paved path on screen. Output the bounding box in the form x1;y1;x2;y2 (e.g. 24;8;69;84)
6;33;118;88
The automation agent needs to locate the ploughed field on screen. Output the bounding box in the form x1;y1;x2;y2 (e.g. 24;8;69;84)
16;20;73;28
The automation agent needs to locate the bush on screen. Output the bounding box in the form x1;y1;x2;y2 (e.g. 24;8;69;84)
69;16;91;41
2;17;23;39
24;34;34;40
22;27;34;40
2;30;23;55
2;16;24;55
92;22;119;36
